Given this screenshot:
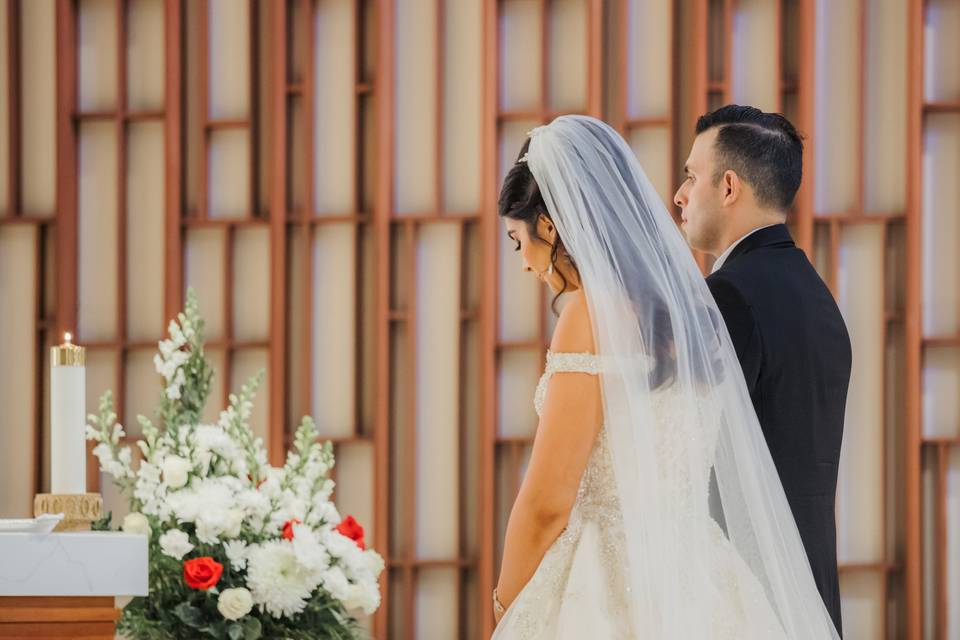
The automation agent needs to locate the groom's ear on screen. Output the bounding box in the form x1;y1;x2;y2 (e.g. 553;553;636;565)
721;170;742;207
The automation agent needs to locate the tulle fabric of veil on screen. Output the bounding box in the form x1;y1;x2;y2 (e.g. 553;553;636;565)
523;115;839;639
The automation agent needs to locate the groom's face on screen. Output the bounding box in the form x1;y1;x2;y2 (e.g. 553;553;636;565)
674;129;726;255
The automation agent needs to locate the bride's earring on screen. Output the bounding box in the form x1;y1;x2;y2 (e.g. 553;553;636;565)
547;263;554;275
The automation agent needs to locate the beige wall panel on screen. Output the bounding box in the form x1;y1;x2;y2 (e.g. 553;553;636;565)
126;0;165;112
126;121;165;341
311;223;357;439
497;349;540;439
20;0;56;216
838;573;885;640
814;0;860;215
232;226;270;341
0;226;37;517
78;0;117;112
208;0;250;120
948;447;960;637
231;348;269;449
443;0;482;213
415;569;458;639
314;0;356;214
500;0;542;111
626;0;671;119
78;122;118;341
548;0;587;113
208;129;252;218
731;0;779;111
394;0;437;214
864;0;907;214
334;441;375;544
836;224;885;564
922;114;960;337
124;348;161;439
184;228;226;340
924;0;960;103
629;126;673;207
923;348;960;440
0;4;8;214
415;223;461;558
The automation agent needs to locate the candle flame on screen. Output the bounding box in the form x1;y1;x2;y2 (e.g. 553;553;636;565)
64;332;72;344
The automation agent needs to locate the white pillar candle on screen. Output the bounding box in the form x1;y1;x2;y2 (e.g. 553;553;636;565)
51;333;86;494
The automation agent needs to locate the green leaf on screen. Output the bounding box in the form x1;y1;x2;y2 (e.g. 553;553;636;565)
173;602;204;628
242;617;262;640
227;622;245;640
91;510;112;531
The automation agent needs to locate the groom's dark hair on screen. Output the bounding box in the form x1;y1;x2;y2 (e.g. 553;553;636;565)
695;105;803;211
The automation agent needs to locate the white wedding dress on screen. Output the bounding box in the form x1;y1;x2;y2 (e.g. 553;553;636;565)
492;351;788;640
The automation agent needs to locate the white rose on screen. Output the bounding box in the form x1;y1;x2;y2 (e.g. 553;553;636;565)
121;512;150;536
159;529;194;559
217;587;254;620
162;455;191;488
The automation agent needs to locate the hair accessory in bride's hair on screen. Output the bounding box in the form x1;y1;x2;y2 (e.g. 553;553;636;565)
517;153;529;164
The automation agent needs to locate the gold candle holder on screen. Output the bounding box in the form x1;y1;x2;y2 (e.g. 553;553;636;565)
51;332;86;367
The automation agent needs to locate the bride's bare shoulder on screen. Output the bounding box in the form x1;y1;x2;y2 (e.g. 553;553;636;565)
549;291;596;354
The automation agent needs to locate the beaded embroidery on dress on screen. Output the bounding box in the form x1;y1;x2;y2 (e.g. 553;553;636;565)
491;351;788;640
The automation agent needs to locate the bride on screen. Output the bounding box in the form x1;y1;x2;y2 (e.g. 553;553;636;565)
491;116;839;639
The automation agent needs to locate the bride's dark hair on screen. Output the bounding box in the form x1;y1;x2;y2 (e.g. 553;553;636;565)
497;138;578;316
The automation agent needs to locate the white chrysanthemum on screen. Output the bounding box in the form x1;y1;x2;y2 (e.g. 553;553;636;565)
224;540;249;571
321;565;350;602
290;524;330;573
246;540;322;618
159;529;194;559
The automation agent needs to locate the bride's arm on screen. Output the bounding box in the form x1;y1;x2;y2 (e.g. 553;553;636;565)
494;293;604;621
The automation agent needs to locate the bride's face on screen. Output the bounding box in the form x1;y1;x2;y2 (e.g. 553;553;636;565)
674;128;726;254
502;215;577;294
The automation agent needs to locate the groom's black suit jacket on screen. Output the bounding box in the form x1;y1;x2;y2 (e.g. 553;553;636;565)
706;224;850;635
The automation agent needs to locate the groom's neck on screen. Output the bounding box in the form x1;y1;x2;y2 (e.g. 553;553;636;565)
715;210;786;257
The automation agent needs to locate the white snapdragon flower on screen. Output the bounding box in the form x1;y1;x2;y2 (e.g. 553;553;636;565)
159;529;194;559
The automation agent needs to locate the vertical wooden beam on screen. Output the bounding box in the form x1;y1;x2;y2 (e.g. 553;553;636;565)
479;0;498;635
164;0;183;321
7;0;21;218
268;0;287;465
54;0;81;487
793;0;815;256
373;0;395;635
904;0;923;636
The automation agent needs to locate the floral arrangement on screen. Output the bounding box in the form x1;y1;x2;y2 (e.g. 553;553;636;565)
86;289;383;640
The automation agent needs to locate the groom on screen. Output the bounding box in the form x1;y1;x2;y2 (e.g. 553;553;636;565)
674;105;851;635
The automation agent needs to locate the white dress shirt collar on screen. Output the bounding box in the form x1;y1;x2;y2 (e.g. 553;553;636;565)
710;224;780;274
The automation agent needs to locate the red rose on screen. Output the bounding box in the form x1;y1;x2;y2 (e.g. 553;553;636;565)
183;557;223;590
335;515;366;550
282;518;302;541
